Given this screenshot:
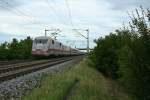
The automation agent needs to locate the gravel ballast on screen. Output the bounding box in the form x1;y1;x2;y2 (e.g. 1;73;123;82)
0;59;80;100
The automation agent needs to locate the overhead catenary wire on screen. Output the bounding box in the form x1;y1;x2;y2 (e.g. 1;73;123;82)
46;0;67;25
0;0;37;24
0;5;34;25
65;0;84;41
45;0;87;49
0;2;20;16
65;0;74;27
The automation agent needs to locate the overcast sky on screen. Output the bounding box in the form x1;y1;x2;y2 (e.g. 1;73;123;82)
0;0;150;48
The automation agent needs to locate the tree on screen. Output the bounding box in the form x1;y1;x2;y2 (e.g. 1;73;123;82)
0;42;8;60
89;7;150;100
0;37;33;60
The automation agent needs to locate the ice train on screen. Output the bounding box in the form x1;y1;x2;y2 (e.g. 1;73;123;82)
32;36;83;56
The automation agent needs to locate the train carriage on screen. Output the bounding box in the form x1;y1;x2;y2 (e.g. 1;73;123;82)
32;36;82;56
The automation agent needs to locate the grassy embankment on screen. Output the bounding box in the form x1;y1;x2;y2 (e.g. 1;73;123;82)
23;59;134;100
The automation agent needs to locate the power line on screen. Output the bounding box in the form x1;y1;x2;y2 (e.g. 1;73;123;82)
0;0;46;25
0;0;36;24
65;0;74;27
0;5;31;24
46;0;67;25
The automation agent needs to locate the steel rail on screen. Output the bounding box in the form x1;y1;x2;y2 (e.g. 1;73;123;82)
0;57;73;82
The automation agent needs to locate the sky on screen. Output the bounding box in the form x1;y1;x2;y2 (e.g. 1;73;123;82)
0;0;150;48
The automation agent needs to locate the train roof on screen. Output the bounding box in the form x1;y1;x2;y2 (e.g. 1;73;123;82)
34;36;80;50
34;36;52;40
35;36;62;44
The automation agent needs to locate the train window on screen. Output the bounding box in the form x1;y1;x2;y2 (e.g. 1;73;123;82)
52;40;54;44
36;39;48;44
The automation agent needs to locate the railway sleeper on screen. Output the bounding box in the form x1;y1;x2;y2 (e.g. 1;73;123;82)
0;58;72;82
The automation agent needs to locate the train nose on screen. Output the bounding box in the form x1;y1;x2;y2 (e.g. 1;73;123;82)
36;44;44;49
36;44;48;50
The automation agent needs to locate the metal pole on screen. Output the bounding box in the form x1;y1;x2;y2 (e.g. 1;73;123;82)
86;29;89;53
72;28;90;53
45;29;47;37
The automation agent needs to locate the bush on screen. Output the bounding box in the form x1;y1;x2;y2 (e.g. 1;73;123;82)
89;7;150;100
0;36;32;60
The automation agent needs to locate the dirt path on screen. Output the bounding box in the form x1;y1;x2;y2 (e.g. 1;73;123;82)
64;78;80;100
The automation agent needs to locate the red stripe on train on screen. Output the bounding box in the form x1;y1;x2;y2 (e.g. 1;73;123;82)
32;48;70;54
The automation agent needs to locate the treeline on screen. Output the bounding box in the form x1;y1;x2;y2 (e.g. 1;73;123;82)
89;8;150;100
0;37;32;60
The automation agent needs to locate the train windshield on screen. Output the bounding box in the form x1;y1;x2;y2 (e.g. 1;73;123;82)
35;39;48;44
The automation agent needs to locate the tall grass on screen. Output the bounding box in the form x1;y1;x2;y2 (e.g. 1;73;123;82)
23;59;134;100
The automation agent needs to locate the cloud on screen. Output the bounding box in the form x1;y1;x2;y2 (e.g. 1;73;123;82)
0;0;150;48
0;32;27;43
0;0;21;11
105;0;150;11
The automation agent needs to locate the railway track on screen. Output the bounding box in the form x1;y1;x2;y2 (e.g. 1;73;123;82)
0;60;34;66
0;56;79;82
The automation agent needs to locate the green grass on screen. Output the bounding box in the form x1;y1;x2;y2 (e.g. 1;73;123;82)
23;59;134;100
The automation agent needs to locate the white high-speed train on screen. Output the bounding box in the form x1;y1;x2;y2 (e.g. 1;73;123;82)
32;36;83;56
